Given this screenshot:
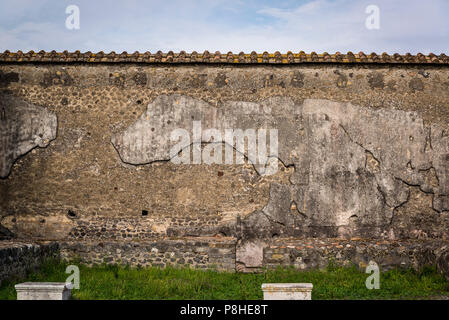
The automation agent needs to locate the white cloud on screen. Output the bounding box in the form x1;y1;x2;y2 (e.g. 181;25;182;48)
256;0;449;53
0;0;448;54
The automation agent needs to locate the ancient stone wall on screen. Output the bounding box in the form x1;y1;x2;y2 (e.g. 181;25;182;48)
263;239;449;275
0;241;59;286
1;55;449;272
60;238;236;271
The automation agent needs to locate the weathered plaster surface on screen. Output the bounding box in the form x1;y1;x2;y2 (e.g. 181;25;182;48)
0;64;448;273
113;95;448;231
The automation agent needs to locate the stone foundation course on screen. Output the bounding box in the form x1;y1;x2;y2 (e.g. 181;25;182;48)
0;238;449;287
59;237;237;271
0;241;59;286
263;239;449;278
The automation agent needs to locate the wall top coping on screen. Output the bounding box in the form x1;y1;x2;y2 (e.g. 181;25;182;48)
1;51;448;65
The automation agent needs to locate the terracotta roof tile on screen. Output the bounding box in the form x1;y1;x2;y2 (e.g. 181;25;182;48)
0;51;448;64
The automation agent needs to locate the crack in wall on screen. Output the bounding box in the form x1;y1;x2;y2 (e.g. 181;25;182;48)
339;119;447;215
3;93;448;250
110;95;449;242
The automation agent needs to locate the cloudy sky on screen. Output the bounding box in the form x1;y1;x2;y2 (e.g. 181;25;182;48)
1;0;448;54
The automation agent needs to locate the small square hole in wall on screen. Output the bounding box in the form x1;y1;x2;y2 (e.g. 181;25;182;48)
67;210;77;218
142;210;148;216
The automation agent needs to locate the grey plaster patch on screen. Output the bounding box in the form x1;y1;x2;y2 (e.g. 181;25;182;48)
0;95;57;178
236;239;267;271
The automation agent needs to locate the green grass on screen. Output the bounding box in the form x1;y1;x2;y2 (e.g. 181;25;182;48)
1;259;448;300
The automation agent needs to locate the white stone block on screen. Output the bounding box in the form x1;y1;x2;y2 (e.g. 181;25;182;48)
15;282;72;300
261;283;313;300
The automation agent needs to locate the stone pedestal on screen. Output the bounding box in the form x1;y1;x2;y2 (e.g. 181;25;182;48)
262;283;313;300
15;282;72;300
